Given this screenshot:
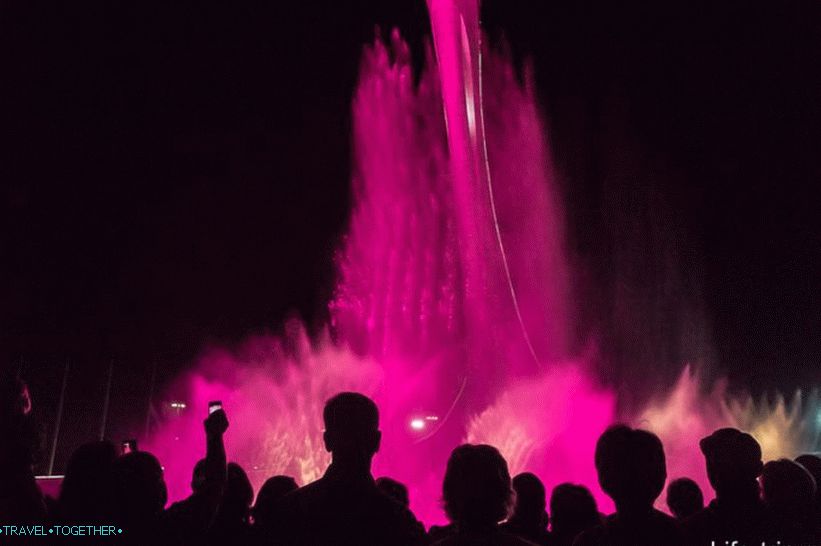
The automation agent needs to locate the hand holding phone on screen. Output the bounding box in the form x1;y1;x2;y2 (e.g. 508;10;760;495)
204;401;228;436
121;439;138;455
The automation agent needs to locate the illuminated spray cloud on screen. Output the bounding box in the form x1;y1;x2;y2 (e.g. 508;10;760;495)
146;0;820;526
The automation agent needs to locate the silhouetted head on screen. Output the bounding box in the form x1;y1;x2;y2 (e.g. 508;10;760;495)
59;440;119;520
549;483;600;537
761;458;816;514
190;458;207;493
795;454;821;505
110;451;167;526
595;425;666;512
699;428;762;498
509;472;547;524
665;477;704;519
376;476;410;507
443;444;513;530
252;475;298;527
322;392;381;467
0;372;31;418
219;462;254;521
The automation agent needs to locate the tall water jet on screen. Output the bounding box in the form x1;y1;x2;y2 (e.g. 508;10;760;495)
148;12;595;522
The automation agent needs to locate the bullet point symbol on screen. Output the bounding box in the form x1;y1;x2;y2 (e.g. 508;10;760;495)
118;529;122;534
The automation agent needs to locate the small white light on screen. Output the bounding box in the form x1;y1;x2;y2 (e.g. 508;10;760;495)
410;418;426;431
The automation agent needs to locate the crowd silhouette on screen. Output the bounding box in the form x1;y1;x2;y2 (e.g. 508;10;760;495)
1;373;819;545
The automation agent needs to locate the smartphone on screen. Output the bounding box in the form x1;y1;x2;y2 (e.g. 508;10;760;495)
121;439;138;455
208;400;222;415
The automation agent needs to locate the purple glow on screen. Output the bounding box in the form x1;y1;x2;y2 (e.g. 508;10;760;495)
144;1;820;528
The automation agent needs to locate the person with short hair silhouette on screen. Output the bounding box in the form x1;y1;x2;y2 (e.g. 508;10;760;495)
574;425;680;546
0;373;46;522
269;392;425;545
208;462;254;545
376;476;410;507
549;483;600;546
149;406;229;545
375;476;428;539
665;478;703;520
56;440;119;523
433;443;535;545
252;475;298;529
110;450;169;544
500;472;550;545
760;458;819;543
681;427;771;545
165;458;212;544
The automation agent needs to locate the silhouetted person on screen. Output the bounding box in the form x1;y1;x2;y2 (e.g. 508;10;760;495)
110;451;169;544
433;443;535;545
574;425;680;546
665;478;703;520
165;457;211;543
56;440;119;522
428;523;457;544
0;373;46;522
500;472;550;545
376;476;410;507
376;475;429;541
269;392;425;545
208;462;254;545
549;483;600;546
682;428;771;545
157;407;229;545
795;453;821;517
760;458;819;543
252;475;298;529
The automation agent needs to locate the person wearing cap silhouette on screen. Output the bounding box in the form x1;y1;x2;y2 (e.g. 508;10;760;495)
682;428;773;545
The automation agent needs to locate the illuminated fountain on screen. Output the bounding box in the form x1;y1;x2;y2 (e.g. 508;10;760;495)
146;0;820;525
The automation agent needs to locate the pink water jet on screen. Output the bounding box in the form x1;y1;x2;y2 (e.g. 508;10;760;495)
145;0;820;527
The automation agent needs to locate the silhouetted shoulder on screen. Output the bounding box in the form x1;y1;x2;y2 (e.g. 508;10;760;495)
270;477;425;546
573;510;681;546
680;500;773;545
432;529;539;545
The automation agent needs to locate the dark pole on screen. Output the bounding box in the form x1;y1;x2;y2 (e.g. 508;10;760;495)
99;359;114;441
144;358;158;439
48;359;70;476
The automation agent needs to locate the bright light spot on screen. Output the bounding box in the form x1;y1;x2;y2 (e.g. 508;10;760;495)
410;415;440;431
170;401;187;409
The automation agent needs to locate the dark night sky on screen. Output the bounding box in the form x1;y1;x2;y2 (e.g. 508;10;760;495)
1;1;819;466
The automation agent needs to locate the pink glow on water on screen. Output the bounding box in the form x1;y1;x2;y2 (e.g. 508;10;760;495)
635;367;819;508
145;1;820;529
465;365;617;513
